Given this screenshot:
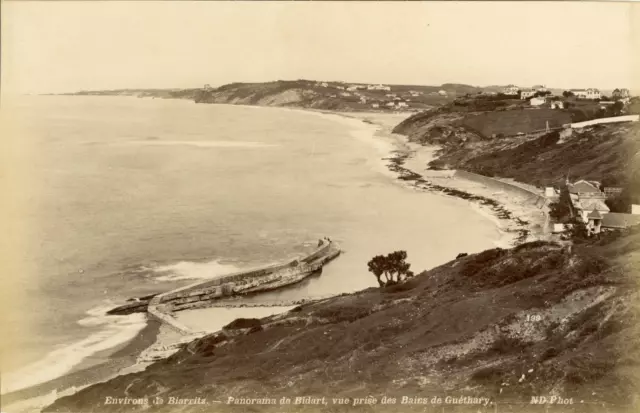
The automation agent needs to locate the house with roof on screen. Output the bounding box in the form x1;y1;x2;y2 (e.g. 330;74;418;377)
520;89;536;100
612;88;630;99
586;209;604;235
533;85;548;93
568;180;602;196
571;88;601;100
530;97;546;106
573;197;610;223
567;180;609;223
503;85;519;95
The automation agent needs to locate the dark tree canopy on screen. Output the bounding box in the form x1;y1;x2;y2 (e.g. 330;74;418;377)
367;250;413;287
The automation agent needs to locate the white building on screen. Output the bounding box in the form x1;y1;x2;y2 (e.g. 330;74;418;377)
550;101;564;109
372;103;380;108
438;90;448;96
397;102;409;108
530;97;546;106
571;88;601;100
503;85;519;95
367;84;391;91
520;89;536;99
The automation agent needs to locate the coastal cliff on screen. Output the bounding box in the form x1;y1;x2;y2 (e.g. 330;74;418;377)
392;103;640;203
44;230;640;413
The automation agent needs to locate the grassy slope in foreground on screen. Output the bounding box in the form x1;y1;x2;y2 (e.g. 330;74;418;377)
44;231;640;413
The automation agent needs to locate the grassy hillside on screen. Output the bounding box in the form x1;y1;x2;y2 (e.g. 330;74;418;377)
393;100;640;205
461;109;571;137
44;232;640;413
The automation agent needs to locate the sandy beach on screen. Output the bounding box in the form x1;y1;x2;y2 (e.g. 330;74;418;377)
346;111;551;247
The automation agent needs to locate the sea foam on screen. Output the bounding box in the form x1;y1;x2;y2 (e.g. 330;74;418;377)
1;303;147;395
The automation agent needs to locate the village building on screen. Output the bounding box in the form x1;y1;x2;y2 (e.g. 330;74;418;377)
438;90;448;96
367;84;391;91
571;88;601;100
550;100;564;109
530;97;546;106
503;85;519;95
586;209;604;235
372;103;380;109
385;102;395;107
520;89;536;99
396;102;409;108
612;88;631;99
567;180;608;223
409;90;422;97
340;92;352;97
533;84;548;93
359;96;368;104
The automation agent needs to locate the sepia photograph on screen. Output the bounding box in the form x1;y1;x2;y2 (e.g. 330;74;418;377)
1;1;639;412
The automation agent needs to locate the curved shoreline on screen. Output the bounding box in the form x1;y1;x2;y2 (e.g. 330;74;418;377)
8;101;528;412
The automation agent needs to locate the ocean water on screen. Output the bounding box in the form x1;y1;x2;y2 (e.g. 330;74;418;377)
1;96;500;394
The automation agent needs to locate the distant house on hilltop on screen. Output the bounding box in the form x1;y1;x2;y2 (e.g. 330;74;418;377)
612;88;631;99
533;84;548;93
530;97;546;106
520;89;536;99
571;88;601;100
503;85;519;95
367;84;391;91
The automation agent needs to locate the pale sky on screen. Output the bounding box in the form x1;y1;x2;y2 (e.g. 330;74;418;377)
2;1;639;95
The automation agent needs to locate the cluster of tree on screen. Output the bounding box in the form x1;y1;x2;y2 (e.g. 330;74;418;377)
562;91;575;98
533;91;552;98
548;186;574;223
367;251;414;287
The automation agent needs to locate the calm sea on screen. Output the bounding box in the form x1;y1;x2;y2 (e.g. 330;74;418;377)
2;96;500;394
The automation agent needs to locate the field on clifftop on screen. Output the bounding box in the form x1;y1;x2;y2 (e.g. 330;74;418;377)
45;229;640;413
393;107;640;203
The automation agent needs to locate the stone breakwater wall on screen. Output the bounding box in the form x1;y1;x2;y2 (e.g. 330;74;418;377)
148;241;336;335
454;170;548;209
